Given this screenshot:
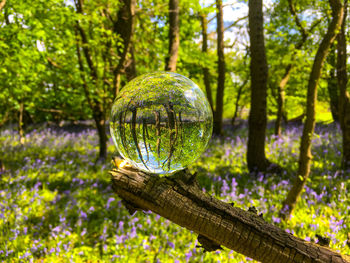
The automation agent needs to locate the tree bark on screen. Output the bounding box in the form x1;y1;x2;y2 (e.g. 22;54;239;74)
165;0;180;72
247;0;270;172
280;0;344;219
337;0;350;170
213;0;225;135
200;14;214;112
327;44;339;122
113;0;136;96
110;163;350;263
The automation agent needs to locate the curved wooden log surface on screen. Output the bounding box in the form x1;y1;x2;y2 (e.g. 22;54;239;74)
110;163;350;263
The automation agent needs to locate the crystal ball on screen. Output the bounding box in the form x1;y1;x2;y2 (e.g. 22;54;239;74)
110;72;213;174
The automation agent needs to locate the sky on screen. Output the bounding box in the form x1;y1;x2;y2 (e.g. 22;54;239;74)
201;0;273;53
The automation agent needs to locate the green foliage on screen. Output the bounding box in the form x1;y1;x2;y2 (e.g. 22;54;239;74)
1;0;345;125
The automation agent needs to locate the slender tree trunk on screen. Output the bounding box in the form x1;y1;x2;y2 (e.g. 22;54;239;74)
247;0;270;172
213;0;225;135
74;1;108;161
165;0;179;72
274;0;322;136
111;163;350;263
274;65;291;136
113;0;136;96
18;101;24;145
337;0;350;170
231;79;248;126
0;159;4;173
200;14;214;112
94;112;108;161
280;0;344;219
0;110;9;128
328;44;339;122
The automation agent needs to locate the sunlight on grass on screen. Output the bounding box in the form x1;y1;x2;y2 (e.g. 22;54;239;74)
0;123;349;262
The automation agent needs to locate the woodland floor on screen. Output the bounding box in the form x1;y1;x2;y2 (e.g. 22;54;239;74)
0;121;349;262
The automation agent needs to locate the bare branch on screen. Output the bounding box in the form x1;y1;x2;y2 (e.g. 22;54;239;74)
224;15;247;31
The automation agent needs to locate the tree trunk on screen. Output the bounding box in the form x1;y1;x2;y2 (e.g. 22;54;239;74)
74;4;108;161
18;101;24;145
280;0;344;219
110;163;350;263
274;0;322;136
327;44;339;122
113;0;136;96
125;45;137;81
165;0;179;72
213;0;225;135
337;0;350;170
200;14;214;112
231;79;248;126
93;104;108;161
247;0;270;172
0;159;5;173
0;110;9;128
274;65;291;137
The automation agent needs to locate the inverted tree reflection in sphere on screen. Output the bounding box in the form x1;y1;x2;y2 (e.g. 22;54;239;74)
110;72;213;174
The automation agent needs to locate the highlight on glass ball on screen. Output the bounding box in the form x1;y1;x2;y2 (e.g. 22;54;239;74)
110;72;213;174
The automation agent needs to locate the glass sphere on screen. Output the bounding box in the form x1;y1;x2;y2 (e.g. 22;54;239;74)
110;72;213;174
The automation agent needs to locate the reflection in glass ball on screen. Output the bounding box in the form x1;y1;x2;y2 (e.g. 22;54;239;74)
110;72;213;174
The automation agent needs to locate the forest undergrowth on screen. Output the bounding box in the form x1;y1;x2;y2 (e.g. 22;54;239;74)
0;121;349;262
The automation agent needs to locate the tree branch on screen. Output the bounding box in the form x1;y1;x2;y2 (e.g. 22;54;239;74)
0;0;6;11
110;163;350;263
74;28;94;110
224;15;247;31
74;0;98;82
47;57;62;69
288;0;307;41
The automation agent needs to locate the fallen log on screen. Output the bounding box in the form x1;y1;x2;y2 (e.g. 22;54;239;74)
110;161;350;263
